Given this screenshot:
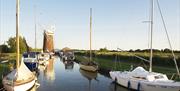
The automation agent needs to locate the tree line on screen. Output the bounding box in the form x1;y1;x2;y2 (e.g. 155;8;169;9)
0;36;32;53
98;47;180;53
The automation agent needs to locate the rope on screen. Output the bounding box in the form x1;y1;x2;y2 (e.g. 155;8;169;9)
137;60;148;70
170;73;180;80
113;48;123;71
117;48;148;70
117;48;149;63
156;0;180;77
170;73;176;80
117;53;122;70
113;54;117;70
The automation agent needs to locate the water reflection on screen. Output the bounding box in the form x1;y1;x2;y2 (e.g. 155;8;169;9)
109;82;129;91
79;69;98;80
1;57;130;91
63;60;74;70
38;64;47;71
79;69;98;91
44;58;55;81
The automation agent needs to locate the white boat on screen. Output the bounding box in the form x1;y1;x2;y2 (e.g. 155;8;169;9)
3;58;36;91
110;67;180;91
2;0;36;90
38;53;50;65
79;8;98;72
109;0;180;91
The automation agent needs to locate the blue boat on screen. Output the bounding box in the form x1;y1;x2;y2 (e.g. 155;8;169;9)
23;52;39;71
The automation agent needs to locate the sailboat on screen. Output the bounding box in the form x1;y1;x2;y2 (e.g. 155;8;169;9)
2;0;36;91
23;52;39;71
109;0;180;91
23;7;39;71
79;8;98;72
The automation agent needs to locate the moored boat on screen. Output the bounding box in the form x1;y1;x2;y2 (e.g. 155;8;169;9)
61;47;75;61
23;52;38;71
2;1;36;90
110;67;180;91
109;0;180;91
79;61;98;72
38;52;50;65
3;58;36;91
79;8;98;72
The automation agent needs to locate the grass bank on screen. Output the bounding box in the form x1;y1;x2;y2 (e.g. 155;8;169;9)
75;51;180;67
0;53;16;61
75;51;180;80
0;53;16;83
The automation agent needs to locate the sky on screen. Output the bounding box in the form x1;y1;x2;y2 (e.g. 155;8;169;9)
0;0;180;50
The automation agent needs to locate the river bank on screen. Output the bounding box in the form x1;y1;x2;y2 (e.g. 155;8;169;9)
75;51;180;80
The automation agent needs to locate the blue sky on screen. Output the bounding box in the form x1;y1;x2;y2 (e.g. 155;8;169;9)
0;0;180;50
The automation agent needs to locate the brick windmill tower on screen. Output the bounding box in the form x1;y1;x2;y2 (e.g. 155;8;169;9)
43;25;55;53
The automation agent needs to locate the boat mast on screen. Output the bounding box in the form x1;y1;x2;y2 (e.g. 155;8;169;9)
16;0;20;71
90;8;92;61
34;5;37;52
149;0;154;72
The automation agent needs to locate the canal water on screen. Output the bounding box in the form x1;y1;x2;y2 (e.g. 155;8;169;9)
1;57;129;91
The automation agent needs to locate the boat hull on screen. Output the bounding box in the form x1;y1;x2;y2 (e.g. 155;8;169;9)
24;62;38;71
3;78;35;91
110;71;180;91
38;59;47;65
79;64;98;72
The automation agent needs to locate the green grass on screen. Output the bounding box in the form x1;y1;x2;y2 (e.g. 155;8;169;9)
75;54;180;80
0;53;16;61
0;63;11;81
0;53;16;82
76;51;180;67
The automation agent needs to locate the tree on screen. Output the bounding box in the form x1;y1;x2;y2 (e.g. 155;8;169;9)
99;47;109;52
129;49;134;52
7;37;16;53
163;48;171;53
7;36;28;53
0;44;9;53
135;49;141;52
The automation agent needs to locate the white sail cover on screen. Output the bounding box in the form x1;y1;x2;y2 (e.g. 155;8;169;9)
130;66;149;78
6;57;34;82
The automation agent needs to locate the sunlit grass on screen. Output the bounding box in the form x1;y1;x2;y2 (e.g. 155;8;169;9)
75;54;180;81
